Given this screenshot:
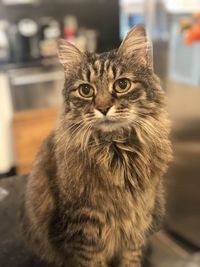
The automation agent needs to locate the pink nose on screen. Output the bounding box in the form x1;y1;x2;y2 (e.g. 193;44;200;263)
96;106;111;116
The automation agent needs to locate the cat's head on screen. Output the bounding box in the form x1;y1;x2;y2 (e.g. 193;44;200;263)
57;25;163;135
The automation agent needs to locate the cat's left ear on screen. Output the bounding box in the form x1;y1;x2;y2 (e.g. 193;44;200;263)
118;24;152;68
57;39;83;73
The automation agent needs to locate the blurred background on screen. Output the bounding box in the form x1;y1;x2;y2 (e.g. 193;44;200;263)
0;0;200;266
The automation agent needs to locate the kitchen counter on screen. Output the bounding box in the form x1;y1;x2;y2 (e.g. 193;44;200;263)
0;175;54;267
0;57;60;72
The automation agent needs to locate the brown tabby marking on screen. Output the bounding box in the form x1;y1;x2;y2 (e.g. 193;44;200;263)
21;25;172;267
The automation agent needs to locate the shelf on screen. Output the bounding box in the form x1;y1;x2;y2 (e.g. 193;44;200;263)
2;0;38;5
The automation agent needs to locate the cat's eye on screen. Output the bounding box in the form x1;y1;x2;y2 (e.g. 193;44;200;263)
113;78;131;93
79;84;94;98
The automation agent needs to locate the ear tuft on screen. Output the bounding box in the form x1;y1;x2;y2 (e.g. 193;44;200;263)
118;24;152;67
57;39;83;72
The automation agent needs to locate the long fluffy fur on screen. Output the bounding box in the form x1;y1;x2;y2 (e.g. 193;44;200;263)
21;25;172;267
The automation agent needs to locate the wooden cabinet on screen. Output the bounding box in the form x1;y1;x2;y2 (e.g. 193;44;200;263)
13;108;58;175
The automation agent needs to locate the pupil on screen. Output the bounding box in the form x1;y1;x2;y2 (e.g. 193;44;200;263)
119;79;127;89
82;85;90;95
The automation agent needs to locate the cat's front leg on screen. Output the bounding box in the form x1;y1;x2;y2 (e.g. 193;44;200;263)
119;248;142;267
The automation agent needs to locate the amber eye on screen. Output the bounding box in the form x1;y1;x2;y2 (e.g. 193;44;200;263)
114;78;131;93
79;84;94;98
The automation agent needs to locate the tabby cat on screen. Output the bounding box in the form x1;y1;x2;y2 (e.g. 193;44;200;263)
21;25;172;267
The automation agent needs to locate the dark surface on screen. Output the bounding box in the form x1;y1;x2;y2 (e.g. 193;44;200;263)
0;167;16;179
0;176;54;267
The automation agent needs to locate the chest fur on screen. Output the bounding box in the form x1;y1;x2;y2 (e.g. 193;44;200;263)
90;142;155;253
98;185;155;258
91;140;149;190
58;138;156;253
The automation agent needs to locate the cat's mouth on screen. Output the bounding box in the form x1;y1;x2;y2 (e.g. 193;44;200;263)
95;117;127;132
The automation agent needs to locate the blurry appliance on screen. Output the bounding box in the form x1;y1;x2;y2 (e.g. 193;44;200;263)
8;24;21;63
63;15;98;53
39;17;61;58
63;15;78;41
17;18;40;62
76;28;98;53
8;65;63;111
84;29;98;53
0;21;10;63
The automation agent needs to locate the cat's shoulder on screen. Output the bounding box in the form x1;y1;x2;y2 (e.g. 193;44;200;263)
39;131;56;155
30;131;56;173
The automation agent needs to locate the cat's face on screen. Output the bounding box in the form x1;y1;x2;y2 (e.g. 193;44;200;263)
58;25;162;133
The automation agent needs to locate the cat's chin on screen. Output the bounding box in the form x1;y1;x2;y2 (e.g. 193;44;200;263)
95;120;128;132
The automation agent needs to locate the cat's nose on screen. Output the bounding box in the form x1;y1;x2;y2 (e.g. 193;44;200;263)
97;106;111;116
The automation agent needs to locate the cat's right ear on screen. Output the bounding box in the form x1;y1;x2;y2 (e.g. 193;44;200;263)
57;39;83;72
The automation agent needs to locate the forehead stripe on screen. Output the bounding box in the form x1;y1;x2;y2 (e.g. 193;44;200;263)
112;65;117;79
104;59;110;72
99;60;105;77
116;66;123;77
79;68;86;81
96;60;102;76
89;64;96;81
86;67;91;82
92;62;98;75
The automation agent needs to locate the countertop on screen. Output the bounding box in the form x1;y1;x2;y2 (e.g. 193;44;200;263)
0;176;54;267
0;57;60;72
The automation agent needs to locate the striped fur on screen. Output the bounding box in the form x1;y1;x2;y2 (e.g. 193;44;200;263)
21;25;172;267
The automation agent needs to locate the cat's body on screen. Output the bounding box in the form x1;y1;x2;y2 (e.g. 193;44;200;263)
21;25;172;267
